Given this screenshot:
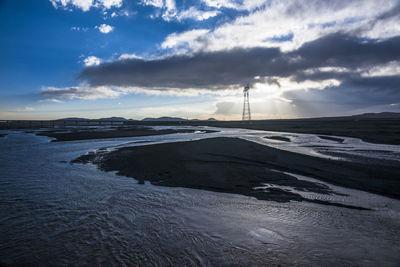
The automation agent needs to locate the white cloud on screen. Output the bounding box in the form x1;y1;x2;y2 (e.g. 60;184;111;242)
161;29;209;53
49;0;123;11
141;0;224;22
96;24;114;34
17;106;35;112
39;98;63;103
365;15;400;39
141;0;176;21
214;101;236;115
50;0;93;11
177;7;220;21
118;53;142;60
109;9;133;18
71;26;89;32
142;0;217;22
161;0;177;21
162;0;400;53
201;0;265;11
41;84;124;100
361;61;400;77
200;0;238;9
83;56;101;66
99;0;122;9
141;0;163;8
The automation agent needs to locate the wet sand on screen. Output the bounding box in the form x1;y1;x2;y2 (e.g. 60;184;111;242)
38;126;215;141
73;137;400;208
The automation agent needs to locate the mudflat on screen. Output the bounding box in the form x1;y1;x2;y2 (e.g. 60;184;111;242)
73;137;400;208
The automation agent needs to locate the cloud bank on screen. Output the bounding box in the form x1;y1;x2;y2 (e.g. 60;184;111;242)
74;33;400;111
80;33;400;88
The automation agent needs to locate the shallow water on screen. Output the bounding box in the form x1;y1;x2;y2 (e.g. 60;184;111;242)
149;125;400;162
1;128;400;266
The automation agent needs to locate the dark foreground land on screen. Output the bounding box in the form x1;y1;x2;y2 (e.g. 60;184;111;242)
74;137;400;209
37;126;214;141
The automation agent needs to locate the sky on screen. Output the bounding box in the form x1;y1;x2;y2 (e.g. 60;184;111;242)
0;0;399;120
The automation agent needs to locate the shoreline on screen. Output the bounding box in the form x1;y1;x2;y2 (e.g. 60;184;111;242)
73;137;400;208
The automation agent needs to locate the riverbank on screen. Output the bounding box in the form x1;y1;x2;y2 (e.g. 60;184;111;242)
73;137;400;208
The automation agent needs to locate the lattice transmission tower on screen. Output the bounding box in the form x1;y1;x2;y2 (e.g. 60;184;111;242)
242;84;251;121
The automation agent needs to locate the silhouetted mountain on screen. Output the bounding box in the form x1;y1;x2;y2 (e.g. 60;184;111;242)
55;117;88;121
351;112;400;119
98;117;129;121
207;118;217;121
142;117;187;122
56;117;136;121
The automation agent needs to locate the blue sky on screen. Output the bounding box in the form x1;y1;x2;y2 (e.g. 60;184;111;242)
0;0;399;120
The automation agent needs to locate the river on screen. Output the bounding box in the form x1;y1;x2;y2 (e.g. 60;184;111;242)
0;127;399;266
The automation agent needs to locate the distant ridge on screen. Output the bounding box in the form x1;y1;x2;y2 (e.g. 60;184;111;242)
56;117;135;121
55;117;88;121
351;112;400;119
54;112;399;122
142;117;219;121
98;117;131;121
142;116;187;122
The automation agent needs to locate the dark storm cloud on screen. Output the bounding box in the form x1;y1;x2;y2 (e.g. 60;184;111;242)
283;75;400;117
375;2;400;21
291;34;400;70
285;76;400;106
80;47;282;89
80;33;400;90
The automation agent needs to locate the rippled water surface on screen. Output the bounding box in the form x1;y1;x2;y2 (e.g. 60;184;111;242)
1;128;400;266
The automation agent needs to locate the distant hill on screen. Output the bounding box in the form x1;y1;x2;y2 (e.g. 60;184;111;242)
141;117;218;121
142;117;187;122
55;117;88;121
56;117;135;121
351;112;400;119
98;117;130;121
55;112;399;123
